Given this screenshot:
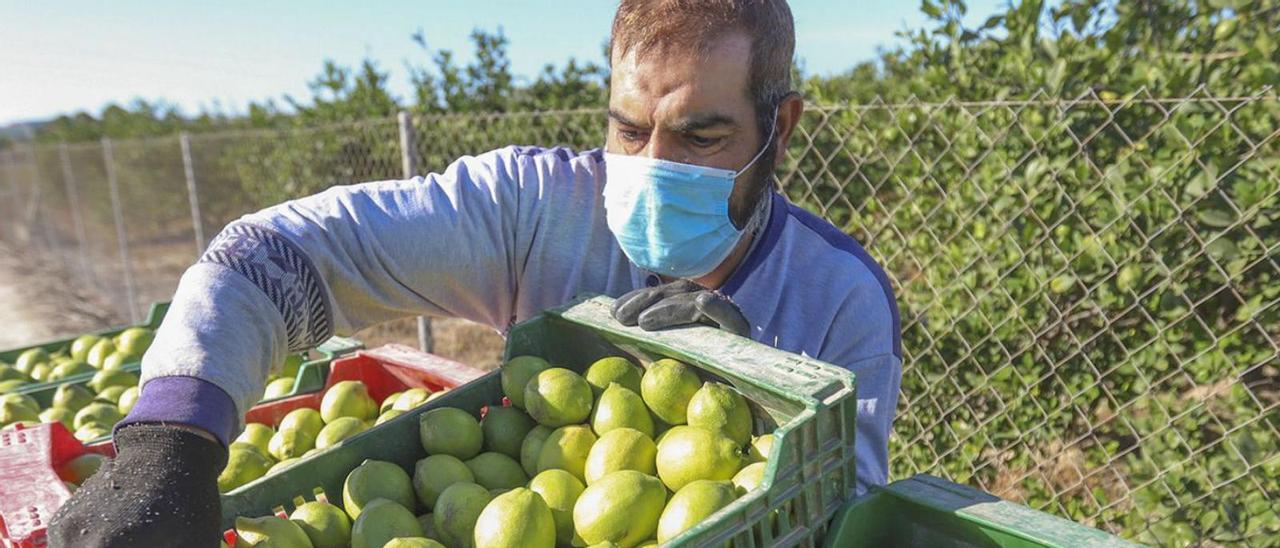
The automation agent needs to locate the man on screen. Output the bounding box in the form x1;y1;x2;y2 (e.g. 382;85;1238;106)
51;1;901;545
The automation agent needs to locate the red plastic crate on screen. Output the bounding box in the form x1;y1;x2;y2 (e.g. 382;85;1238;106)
1;344;486;547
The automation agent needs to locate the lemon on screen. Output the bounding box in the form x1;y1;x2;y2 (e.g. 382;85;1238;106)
352;499;425;548
528;469;585;546
262;377;295;400
320;380;377;423
639;359;701;425
419;407;483;460
73;402;121;431
235;423;275;456
413;454;475;510
583;356;642;397
344;459;417;519
732;461;767;494
315;416;366;449
218;446;273;492
519;425;553;477
279;408;325;439
572;470;666;547
500;355;551;409
536;424;597;483
377;409;406;425
434;483;493;548
289;500;352;548
385;539;445;548
235;515;312;548
591;383;654;438
657;480;738;543
584;428;657;485
116;386;140;415
57;453;106;484
523;368;593;427
748;434;774;463
686;382;753;446
655;426;744;491
269;427;316;461
40;407;74;429
465;452;529;490
473;487;556;548
381;391;404;414
481;406;535;459
393;388;434;411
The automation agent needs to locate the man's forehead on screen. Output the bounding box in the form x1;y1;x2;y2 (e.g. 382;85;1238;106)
609;31;754;124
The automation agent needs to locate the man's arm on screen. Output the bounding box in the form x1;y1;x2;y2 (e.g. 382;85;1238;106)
126;146;542;444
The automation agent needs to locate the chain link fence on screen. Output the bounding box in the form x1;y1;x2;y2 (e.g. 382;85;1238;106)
0;89;1276;544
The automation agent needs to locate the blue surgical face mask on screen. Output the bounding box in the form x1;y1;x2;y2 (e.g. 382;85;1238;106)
603;113;777;278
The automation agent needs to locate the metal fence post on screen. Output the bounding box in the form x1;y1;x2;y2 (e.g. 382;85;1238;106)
102;137;141;324
59;142;94;287
399;111;433;353
180;132;206;257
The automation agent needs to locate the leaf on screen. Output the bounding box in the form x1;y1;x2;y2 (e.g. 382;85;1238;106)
921;0;943;18
1196;207;1236;228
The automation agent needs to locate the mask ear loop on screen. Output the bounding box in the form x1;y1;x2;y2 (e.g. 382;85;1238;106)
733;104;781;178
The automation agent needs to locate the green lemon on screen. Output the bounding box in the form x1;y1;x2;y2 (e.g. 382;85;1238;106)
385;539;445;548
269;427;316;461
57;453;107;483
413;454;475;510
655;426;744;491
315;416;366;449
14;348;49;375
0;365;27;383
234;423;275;456
70;335;102;362
417;513;437;540
351;499;425;548
528;469;585;546
523;368;592;427
393;388;433;411
481;406;535;459
290;500;352;548
686;382;753;446
73;424;111;442
381;391;405;414
584;428;657;485
377;408;406;425
583;356;643;397
262;377;295;400
52;383;95;412
218;446;273;492
73;402;121;431
29;363;52;382
656;480;739;543
419;407;483;460
500;355;551;409
267;458;300;475
40;407;74;429
115;327;155;356
101;350;138;372
639;359;701;425
572;470;666;547
320;380;377;423
732;462;767;494
343;459;417;519
434;483;493;548
49;360;94;381
235;515;312;547
279;407;325;439
0;398;38;426
520;425;553;477
473;487;556;548
465;452;529;491
0;379;28;394
748;434;774;463
116;386;140;415
536;424;597;483
86;339;116;369
94;385;128;404
591;383;654;438
87;368;137;393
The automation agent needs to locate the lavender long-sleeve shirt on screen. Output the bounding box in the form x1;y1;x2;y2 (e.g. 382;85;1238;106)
122;146;902;493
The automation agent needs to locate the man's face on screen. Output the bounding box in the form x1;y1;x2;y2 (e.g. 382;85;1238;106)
607;31;767;226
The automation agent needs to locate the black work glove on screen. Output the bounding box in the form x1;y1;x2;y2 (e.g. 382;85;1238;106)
611;279;751;337
49;424;227;547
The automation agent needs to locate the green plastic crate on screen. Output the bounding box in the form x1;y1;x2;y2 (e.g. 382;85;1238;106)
823;474;1138;547
0;301;170;364
220;296;860;547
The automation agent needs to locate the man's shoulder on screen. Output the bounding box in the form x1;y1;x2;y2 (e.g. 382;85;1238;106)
778;200;901;357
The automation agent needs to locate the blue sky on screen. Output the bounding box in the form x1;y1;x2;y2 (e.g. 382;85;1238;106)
0;0;1005;125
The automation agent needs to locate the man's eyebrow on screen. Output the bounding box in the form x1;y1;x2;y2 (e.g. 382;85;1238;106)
668;113;737;133
608;109;645;128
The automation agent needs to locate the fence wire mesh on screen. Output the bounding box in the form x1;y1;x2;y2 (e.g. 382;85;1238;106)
0;90;1276;544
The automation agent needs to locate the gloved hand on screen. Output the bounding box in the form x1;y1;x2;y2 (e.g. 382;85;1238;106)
611;279;750;337
49;424;227;547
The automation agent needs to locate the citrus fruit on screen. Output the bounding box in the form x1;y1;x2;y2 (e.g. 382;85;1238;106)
686;382;753;446
748;434;774;463
528;469;585;546
393;388;433;411
381;391;404;414
279;408;325;439
51;383;94;412
269;427;316;461
657;480;738;543
500;355;551;409
344;459;417;519
70;334;102;362
315;416;366;449
377;409;406;425
465;452;529;490
591;383;654;438
57;453;106;483
519;425;553;477
732;461;767;494
87;369;136;393
320;380;377;423
655;426;744;491
413;454;475;510
115;327;154;356
352;499;425;548
116;386;140;415
536;424;597;483
473;487;556;548
572;470;666;547
219;446;273;492
523;368;592;427
86;339;115;369
584;428;657;485
434;482;493;548
639;359;701;425
290;500;352;548
235;423;275;455
40;407;74;429
262;377;295;400
419;407;483;459
95;385;128;404
73;402;121;430
49;360;94;381
14;348;48;375
584;356;642;397
235;515;312;547
481;406;535;459
385;539;445;548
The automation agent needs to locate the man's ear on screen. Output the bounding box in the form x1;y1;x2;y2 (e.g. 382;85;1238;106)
773;92;805;165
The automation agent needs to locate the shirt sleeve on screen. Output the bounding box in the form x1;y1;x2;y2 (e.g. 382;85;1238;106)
123;146;541;443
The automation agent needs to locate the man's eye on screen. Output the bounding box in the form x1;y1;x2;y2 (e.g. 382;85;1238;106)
688;135;721;148
619;129;646;142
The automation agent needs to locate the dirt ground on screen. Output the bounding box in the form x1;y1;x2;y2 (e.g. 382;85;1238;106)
0;240;507;370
